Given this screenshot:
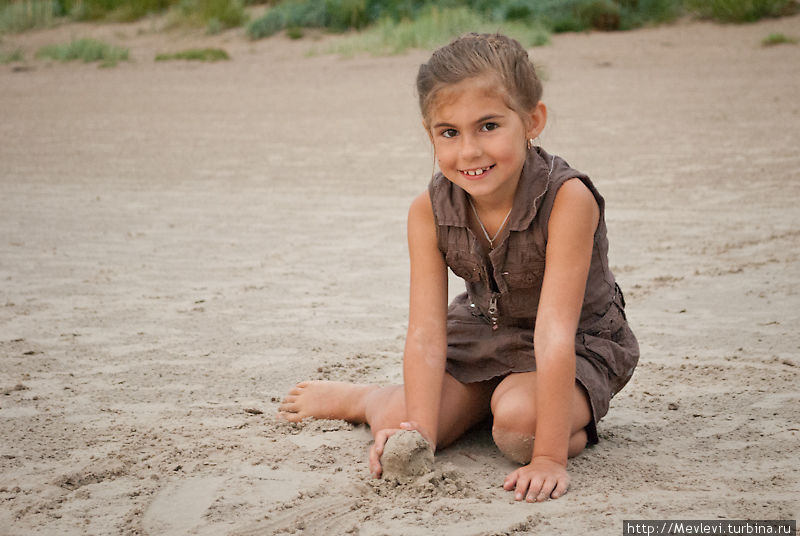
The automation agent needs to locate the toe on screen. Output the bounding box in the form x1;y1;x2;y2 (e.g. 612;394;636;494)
280;411;303;423
278;400;297;412
287;386;304;396
294;381;310;391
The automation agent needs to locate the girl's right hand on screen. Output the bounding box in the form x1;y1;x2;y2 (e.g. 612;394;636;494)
368;421;431;478
503;456;570;502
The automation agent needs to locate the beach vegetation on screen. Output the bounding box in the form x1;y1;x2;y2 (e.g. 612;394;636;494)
0;0;249;28
36;37;129;66
323;6;550;56
247;8;283;38
286;24;303;38
166;0;247;34
247;0;693;42
61;0;172;22
685;0;796;22
2;0;799;45
761;31;797;45
0;0;60;33
155;46;230;60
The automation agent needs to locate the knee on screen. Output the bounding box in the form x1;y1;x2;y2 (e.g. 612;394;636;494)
490;387;537;436
491;390;537;464
492;426;534;464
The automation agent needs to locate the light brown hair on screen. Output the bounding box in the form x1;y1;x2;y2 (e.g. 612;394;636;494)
416;33;543;129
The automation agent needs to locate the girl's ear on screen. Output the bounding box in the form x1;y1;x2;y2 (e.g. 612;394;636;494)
526;102;547;139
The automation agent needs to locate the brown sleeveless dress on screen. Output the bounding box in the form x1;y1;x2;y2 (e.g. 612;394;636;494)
428;146;639;444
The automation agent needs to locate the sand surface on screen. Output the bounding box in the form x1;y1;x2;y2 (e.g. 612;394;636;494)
1;13;799;535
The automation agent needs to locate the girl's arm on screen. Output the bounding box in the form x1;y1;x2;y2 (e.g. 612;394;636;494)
508;178;599;500
402;191;449;446
368;191;448;477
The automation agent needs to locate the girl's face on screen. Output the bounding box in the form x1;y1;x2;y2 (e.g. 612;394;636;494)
427;76;545;205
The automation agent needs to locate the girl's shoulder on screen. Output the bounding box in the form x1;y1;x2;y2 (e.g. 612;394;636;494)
549;178;600;229
407;188;442;255
534;148;605;217
409;189;434;220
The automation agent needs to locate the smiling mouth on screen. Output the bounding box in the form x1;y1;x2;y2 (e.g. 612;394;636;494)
460;165;495;177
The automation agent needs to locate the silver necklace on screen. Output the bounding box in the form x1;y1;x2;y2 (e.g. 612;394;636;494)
468;198;512;250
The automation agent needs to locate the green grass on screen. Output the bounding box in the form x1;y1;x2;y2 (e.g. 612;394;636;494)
67;0;173;22
0;46;24;62
247;8;284;38
36;38;129;66
3;0;799;48
761;31;797;45
685;0;795;22
499;0;686;33
324;6;550;57
248;0;688;40
0;0;60;33
155;47;230;61
166;0;247;34
0;0;248;28
286;25;303;39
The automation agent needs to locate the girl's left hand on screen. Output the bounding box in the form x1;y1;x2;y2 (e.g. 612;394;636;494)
503;457;570;502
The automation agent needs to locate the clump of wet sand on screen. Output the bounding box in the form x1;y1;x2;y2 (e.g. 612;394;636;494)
374;430;485;500
380;430;434;481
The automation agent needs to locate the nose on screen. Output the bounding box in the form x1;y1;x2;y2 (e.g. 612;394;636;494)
459;134;482;160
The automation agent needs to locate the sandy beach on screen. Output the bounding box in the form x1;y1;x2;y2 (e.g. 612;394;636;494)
1;13;799;535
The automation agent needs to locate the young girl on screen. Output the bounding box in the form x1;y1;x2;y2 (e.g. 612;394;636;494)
278;33;639;502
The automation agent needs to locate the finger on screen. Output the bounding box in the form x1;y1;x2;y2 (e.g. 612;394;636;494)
503;469;519;491
368;429;394;478
523;476;544;503
368;443;383;478
515;474;533;502
536;477;558;502
374;429;394;457
551;476;569;499
400;421;436;447
368;435;384;476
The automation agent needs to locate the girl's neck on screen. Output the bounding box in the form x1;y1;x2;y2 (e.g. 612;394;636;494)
468;173;520;215
467;174;521;249
469;196;513;216
468;196;513;251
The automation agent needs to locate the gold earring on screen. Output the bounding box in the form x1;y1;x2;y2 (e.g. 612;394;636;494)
526;138;535;150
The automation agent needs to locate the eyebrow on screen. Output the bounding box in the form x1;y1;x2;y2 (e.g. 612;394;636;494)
432;113;505;129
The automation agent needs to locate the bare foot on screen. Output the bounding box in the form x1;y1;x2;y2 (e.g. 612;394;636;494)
277;381;379;423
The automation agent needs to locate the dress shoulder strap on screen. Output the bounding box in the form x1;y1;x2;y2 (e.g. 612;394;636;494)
427;173;451;255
